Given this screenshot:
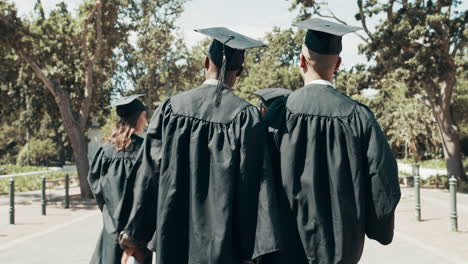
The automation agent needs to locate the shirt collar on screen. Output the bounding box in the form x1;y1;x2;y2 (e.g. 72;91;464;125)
203;79;232;89
203;79;219;86
305;79;335;88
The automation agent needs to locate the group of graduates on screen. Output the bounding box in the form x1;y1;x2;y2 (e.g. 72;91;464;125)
87;17;401;264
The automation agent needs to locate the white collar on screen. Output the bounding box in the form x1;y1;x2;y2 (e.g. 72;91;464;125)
203;79;231;89
305;79;335;88
203;79;219;86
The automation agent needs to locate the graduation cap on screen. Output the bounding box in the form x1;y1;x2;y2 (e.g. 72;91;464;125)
106;94;147;118
293;18;361;55
254;88;292;107
195;27;265;105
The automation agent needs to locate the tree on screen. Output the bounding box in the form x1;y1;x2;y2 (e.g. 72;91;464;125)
291;0;467;181
236;27;304;103
336;67;441;161
0;0;126;197
113;0;189;112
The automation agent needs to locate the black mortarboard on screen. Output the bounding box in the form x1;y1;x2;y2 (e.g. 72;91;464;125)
195;27;265;106
106;94;147;118
293;18;361;55
254;88;292;107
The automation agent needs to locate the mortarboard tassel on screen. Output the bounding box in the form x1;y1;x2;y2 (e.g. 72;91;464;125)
215;36;234;106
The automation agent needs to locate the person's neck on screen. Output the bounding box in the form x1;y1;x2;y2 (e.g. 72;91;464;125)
302;71;334;86
205;70;218;80
204;72;234;89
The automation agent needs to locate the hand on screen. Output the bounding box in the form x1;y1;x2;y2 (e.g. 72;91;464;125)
121;247;146;264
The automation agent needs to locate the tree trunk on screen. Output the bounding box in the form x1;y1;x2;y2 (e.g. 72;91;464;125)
11;0;103;198
431;102;467;182
54;89;93;198
71;132;92;198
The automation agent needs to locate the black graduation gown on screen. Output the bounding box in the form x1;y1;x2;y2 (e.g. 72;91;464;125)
119;83;279;264
263;84;401;264
87;135;151;264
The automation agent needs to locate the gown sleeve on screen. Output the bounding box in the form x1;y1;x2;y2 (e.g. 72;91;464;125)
252;139;280;259
87;147;107;211
235;107;279;260
118;104;165;249
363;117;401;245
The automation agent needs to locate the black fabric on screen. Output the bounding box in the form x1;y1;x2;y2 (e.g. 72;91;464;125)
304;30;343;55
263;84;401;264
116;99;147;118
254;88;292;108
119;84;279;264
87;134;151;264
293;18;361;55
208;40;245;71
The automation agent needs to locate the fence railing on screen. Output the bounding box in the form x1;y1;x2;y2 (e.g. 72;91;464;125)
0;169;61;179
5;168;77;225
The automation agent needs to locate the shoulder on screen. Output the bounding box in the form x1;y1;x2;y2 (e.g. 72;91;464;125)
169;84;253;124
287;84;357;117
100;142;114;157
98;140;141;160
354;101;378;125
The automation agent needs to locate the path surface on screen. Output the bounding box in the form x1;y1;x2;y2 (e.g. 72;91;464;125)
1;186;467;263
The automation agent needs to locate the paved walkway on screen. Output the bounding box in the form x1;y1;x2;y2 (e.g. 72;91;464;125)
360;187;468;264
0;186;467;263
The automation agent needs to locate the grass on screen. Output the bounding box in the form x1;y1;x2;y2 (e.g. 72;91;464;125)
0;165;77;195
0;164;49;175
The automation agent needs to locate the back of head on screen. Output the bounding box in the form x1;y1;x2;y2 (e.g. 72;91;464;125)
107;111;141;151
195;27;265;106
301;44;340;76
294;18;361;79
107;98;146;151
208;40;245;71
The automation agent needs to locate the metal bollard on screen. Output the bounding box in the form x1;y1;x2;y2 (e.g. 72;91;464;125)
64;174;70;209
41;176;46;215
412;164;421;221
449;176;458;232
9;178;15;225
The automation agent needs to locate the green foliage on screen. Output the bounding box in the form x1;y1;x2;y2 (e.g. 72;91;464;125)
236;27;304;103
0;164;47;175
101;109;119;141
453;69;468;155
0;0;121;170
16;138;57;166
336;67;441;160
423;174;448;188
0;0;189;172
0;123;25;164
457;181;468;194
113;0;189;111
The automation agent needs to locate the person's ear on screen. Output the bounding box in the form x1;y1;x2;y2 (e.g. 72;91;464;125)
300;53;307;70
204;56;210;69
236;66;244;77
334;57;342;72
